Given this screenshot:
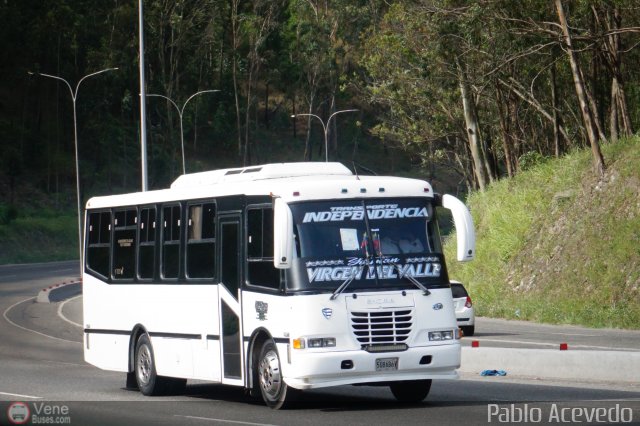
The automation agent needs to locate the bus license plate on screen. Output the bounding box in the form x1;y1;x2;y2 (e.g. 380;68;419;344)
375;357;398;371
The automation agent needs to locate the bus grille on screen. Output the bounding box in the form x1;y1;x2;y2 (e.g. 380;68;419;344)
350;309;412;346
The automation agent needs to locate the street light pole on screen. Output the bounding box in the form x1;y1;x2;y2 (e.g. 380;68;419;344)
147;90;220;175
291;109;358;162
139;0;149;192
28;67;118;275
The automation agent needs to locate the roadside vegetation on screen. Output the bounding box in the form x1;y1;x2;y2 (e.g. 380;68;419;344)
0;210;77;264
446;137;640;329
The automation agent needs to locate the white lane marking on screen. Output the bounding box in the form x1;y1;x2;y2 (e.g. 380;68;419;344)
174;415;280;426
469;337;640;352
42;360;85;367
527;331;600;337
477;320;615;336
2;297;81;345
57;295;83;328
0;391;42;399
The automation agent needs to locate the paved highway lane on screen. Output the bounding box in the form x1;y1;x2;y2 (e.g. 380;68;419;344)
0;261;80;359
0;378;638;426
462;317;640;351
1;262;639;426
0;261;79;285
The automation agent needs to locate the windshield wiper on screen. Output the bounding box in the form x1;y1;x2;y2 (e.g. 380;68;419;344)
330;276;355;300
392;263;431;296
376;247;431;296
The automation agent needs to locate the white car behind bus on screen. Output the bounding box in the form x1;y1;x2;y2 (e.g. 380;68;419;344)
450;280;475;336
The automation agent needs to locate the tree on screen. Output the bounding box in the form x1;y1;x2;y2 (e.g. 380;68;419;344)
555;0;606;176
9;0;640;213
360;2;499;190
593;2;634;140
146;0;217;179
457;58;489;190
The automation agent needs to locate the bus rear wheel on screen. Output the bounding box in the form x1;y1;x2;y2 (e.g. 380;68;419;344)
389;379;432;403
134;334;186;396
257;340;297;409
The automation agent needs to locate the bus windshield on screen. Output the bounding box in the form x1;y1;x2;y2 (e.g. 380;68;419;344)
287;198;448;293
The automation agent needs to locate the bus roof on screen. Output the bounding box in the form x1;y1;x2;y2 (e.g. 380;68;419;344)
85;162;435;209
170;162;353;188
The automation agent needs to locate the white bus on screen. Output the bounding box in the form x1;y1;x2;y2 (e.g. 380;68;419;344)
82;162;475;408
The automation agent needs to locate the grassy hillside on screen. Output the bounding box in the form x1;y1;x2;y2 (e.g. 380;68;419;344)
0;214;78;264
446;137;640;329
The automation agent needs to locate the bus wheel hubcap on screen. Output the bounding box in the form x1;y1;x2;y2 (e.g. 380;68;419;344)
259;350;282;400
137;345;152;385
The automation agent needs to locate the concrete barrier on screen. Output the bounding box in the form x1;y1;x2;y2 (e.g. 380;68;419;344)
460;346;640;383
36;281;82;303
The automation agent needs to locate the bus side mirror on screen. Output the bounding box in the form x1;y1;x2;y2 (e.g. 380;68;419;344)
442;194;475;262
273;198;294;269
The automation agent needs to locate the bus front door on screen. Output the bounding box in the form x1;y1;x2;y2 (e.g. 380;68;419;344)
218;215;244;384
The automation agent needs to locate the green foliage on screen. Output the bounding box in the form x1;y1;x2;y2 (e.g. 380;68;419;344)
0;214;78;264
5;0;640;200
0;204;18;225
518;151;547;171
446;137;640;329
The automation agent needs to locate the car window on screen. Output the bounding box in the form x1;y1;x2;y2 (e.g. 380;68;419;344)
450;283;468;298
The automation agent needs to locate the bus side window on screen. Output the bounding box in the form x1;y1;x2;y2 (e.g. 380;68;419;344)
112;208;137;280
247;207;279;289
186;202;216;279
138;207;156;279
162;204;181;279
87;211;111;278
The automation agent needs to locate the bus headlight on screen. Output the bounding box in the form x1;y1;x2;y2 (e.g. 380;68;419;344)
429;330;454;341
292;337;336;349
308;337;336;348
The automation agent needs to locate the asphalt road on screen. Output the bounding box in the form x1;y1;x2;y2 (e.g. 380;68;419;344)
1;261;639;426
462;317;640;351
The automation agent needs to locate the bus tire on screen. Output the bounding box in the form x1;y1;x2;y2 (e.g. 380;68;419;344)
389;379;432;403
135;333;166;396
257;340;297;409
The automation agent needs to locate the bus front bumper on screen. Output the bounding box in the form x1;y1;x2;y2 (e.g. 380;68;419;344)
281;342;461;390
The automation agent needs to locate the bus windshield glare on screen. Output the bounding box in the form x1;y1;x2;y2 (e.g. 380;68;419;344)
288;198;448;292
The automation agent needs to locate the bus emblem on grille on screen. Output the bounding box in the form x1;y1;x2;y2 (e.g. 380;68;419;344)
322;308;333;319
432;303;443;310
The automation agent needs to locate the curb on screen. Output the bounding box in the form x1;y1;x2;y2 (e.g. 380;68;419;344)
460;346;640;384
36;279;82;303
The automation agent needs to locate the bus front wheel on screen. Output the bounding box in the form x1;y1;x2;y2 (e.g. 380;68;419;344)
257;340;297;409
389;379;432;403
